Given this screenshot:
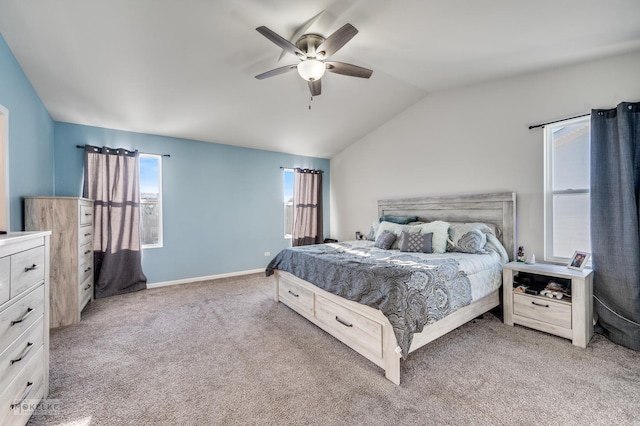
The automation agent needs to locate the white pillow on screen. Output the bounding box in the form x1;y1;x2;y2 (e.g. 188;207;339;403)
375;220;450;253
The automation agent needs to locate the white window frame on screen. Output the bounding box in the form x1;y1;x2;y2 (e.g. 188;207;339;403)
140;153;163;249
543;115;590;264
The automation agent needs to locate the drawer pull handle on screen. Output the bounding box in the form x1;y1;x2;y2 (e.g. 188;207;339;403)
24;264;39;272
84;283;92;290
10;382;34;410
84;233;91;237
84;250;92;255
335;316;353;328
287;290;299;298
11;308;34;326
84;267;92;273
10;342;34;365
531;301;549;308
85;213;92;216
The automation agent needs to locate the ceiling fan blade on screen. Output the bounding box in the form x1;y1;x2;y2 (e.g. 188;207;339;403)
277;12;324;62
308;79;321;96
255;64;298;80
325;61;373;78
256;26;306;59
315;23;358;59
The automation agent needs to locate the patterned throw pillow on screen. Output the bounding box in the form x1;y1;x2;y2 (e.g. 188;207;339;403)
447;222;493;254
375;231;397;250
450;229;487;254
399;231;433;253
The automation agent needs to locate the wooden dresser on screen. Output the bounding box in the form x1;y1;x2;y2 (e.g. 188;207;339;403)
24;197;94;328
0;232;50;426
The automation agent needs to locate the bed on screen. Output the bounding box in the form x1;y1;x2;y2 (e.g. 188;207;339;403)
266;192;516;385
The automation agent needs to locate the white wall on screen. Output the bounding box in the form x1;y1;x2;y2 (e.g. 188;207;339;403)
330;51;640;261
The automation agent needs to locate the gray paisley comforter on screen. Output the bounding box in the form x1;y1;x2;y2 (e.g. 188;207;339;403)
265;242;472;357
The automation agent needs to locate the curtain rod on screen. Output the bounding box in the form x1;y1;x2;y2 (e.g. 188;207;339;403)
280;166;324;173
528;113;590;130
76;145;170;157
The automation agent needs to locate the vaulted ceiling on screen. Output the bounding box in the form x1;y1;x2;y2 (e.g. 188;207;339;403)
1;0;639;158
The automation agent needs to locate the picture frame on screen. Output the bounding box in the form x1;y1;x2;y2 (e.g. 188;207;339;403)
567;251;590;271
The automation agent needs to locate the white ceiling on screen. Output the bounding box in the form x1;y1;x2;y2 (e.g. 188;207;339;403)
1;0;639;158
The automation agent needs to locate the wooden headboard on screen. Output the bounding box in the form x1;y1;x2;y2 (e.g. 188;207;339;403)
378;192;517;261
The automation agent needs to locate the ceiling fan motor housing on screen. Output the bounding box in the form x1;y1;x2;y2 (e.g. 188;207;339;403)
296;34;325;58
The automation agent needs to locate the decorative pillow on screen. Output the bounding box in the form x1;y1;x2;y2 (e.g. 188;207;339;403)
375;231;397;250
379;214;419;225
399;231;433;253
414;221;450;254
366;220;379;241
375;220;450;253
374;221;419;249
447;222;493;254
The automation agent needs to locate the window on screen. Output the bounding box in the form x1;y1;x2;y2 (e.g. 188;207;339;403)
140;154;163;248
283;169;294;239
544;116;590;263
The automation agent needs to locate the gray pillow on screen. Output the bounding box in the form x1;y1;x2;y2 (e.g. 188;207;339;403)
375;231;396;250
399;231;433;253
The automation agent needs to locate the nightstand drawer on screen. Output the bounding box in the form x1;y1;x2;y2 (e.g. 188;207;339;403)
514;293;571;329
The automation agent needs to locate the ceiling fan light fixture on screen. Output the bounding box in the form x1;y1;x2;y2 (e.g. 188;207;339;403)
297;59;326;81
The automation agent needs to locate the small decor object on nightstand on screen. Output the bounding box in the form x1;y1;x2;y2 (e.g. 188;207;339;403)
517;246;525;262
568;251;590;271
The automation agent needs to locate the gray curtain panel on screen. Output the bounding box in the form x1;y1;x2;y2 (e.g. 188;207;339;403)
292;168;323;246
83;146;147;298
590;101;640;351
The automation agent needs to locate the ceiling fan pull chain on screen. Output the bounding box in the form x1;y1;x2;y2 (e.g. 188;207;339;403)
309;95;313;110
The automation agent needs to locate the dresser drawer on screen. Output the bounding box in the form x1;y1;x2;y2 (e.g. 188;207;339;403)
315;295;383;359
0;317;44;395
10;246;45;298
0;256;9;306
278;276;314;317
80;242;93;266
79;255;93;284
79;276;93;307
514;293;571;329
80;203;93;226
79;227;93;247
0;285;45;351
0;346;45;426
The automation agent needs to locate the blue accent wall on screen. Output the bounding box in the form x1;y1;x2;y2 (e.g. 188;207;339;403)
0;34;55;230
54;122;330;283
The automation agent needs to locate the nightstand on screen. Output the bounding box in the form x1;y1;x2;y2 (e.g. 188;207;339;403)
503;261;594;348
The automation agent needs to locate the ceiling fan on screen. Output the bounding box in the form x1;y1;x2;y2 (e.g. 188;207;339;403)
255;23;373;96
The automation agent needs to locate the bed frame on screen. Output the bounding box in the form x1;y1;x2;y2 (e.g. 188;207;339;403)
273;192;516;385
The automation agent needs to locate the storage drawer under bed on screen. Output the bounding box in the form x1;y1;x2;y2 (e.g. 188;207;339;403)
315;295;383;360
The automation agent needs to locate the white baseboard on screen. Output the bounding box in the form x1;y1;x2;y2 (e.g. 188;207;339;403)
147;268;265;289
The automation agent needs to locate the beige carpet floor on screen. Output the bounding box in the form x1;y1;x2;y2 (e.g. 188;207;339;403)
28;273;640;425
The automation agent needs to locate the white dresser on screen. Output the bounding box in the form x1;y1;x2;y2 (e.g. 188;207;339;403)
24;197;94;328
0;232;50;426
